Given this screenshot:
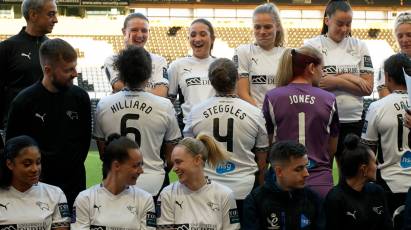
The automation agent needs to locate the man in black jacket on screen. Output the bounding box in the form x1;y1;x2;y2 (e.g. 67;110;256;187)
243;141;324;230
0;0;58;131
6;38;90;213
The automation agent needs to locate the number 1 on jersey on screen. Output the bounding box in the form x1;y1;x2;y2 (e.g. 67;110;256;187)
298;112;306;146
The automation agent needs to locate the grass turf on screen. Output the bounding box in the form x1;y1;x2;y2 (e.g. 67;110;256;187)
85;151;339;188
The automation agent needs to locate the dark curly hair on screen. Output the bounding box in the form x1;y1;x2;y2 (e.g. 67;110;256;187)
114;46;152;89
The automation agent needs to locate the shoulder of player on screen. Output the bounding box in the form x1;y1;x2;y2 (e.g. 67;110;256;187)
104;54;117;65
304;35;323;47
35;182;66;197
149;52;166;62
12;83;42;104
235;43;256;55
363;182;385;195
209;181;234;197
129;185;153;200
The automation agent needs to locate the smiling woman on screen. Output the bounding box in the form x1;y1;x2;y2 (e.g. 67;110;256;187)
157;135;240;230
0;135;70;230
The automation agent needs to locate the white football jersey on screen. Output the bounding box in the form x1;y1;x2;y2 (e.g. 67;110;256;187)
305;35;374;121
71;184;156;230
157;180;240;230
184;96;268;199
233;43;285;109
167;56;216;124
93;89;182;195
361;91;411;193
0;182;71;229
104;52;169;90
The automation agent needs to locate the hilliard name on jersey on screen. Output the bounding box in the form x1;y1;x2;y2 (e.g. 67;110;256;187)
203;104;247;120
323;65;359;75
110;99;153;115
289;95;316;105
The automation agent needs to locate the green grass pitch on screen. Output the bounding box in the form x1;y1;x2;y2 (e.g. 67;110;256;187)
85;151;339;188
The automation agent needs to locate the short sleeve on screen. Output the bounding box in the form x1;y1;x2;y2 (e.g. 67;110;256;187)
361;102;379;144
92;100;105;141
262;95;275;136
151;56;169;87
167;61;179;96
51;188;71;228
254;111;269;151
164;102;182;143
141;195;156;230
359;40;374;73
234;45;250;78
157;187;175;227
71;192;91;230
103;55;119;86
221;190;240;230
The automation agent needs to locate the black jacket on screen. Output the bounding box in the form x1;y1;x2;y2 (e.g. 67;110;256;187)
243;168;325;230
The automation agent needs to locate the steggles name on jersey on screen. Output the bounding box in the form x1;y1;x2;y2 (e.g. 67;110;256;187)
323;65;359;75
289;95;316;105
0;223;47;230
110;100;153;114
203;104;247;120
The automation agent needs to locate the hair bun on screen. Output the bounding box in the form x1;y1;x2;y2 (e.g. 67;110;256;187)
343;134;360;150
106;133;121;145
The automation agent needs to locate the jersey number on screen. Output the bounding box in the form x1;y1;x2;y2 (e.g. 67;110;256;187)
213;118;234;152
298;112;306;145
121;113;141;146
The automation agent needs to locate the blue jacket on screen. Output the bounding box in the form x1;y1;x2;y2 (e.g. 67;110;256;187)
243;168;325;230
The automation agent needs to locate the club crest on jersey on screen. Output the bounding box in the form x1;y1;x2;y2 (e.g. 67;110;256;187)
266;213;280;229
216;161;235;174
127;206;138;215
300;214;311;228
400;151;411;168
66;110;79;120
36;201;49;211
207;202;220;211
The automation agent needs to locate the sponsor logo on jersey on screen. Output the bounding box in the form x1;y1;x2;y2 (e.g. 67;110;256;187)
175;200;183;209
185;77;201;86
364;55;373;68
35;113;46;123
216;161;235;174
21;52;31;60
362;120;368;133
146;212;156;227
0;223;47;230
251;75;267;84
126;205;137;215
0;202;9;211
90;225;106;230
93;204;101;212
307;159;317;170
266;213;280;229
173;224;189;230
400;151;411;168
58;203;70;218
346;210;357;220
229;209;240;224
300;214;311;228
372;206;383;215
207;202;220;211
36;201;49;211
323;65;359;75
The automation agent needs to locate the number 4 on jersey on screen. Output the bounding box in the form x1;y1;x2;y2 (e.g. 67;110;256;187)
213;118;234;152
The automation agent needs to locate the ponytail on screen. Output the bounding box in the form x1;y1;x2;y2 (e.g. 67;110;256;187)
276;48;294;87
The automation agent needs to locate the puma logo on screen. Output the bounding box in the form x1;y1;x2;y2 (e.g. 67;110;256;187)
0;202;10;210
183;68;191;73
346;210;356;220
21;52;31;60
93;204;101;212
35;113;46;122
373;206;383;215
251;57;258;65
175;200;183;209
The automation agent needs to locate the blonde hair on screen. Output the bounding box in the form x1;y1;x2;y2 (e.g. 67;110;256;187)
253;3;285;47
178;134;228;168
276;46;323;87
